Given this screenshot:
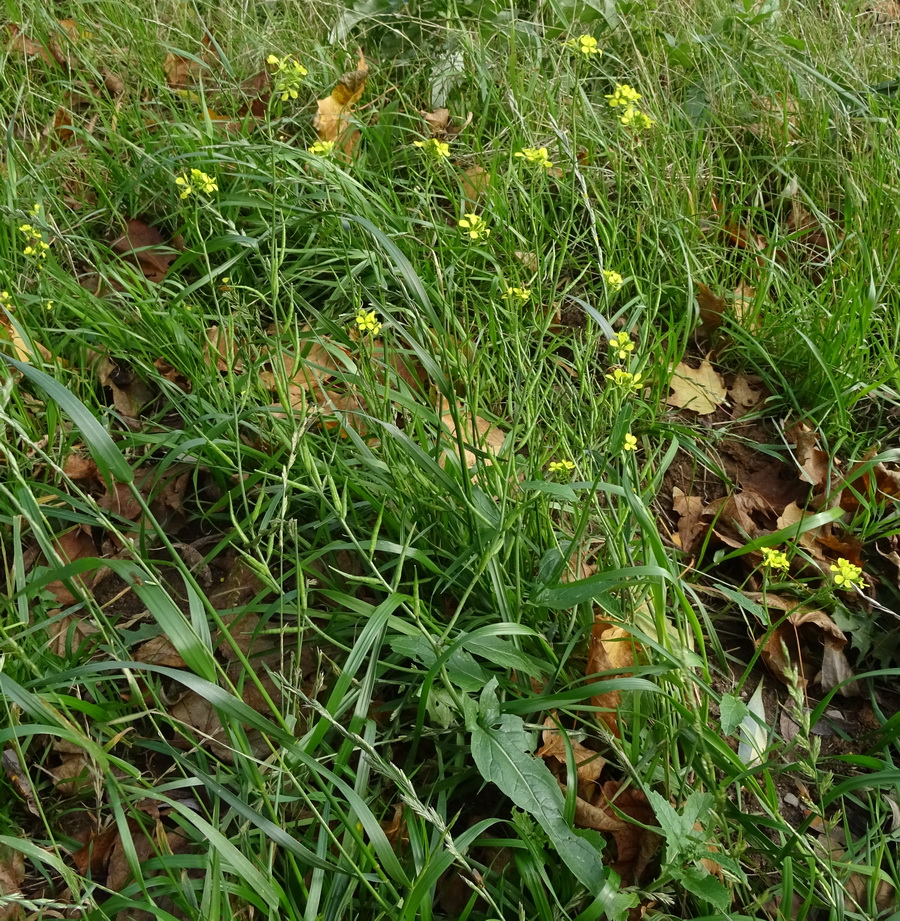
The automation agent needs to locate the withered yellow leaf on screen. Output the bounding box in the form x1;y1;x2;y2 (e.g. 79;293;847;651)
313;50;368;157
666;360;726;415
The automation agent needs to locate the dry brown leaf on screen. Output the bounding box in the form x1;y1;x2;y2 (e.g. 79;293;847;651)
97;356;154;423
667;360;726;415
785;421;830;489
587;618;635;736
729;372;766;417
110;219;176;284
696;283;725;334
732;282;758;328
671;487;706;552
460;165;490;205
6;19;80;66
871;0;900;22
135;635;186;668
841;462;900;512
536;716;605;799
2;749;38;817
0;844;24;920
0;313;51;364
163;36;219;90
45;526;96;603
514;251;538;272
203;325;242;373
438;401;507;471
749;593;858;695
313;50;368;158
63;451;99;481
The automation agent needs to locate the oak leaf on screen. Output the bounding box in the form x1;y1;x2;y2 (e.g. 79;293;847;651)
667;360;726;415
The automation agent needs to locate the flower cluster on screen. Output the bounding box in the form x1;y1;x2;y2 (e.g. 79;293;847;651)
548;459;576;475
502;286;531;302
414;139;450;159
308;140;335;156
515;147;553;169
761;547;790;572
565;34;601;56
459;213;490;241
19;224;50;259
605;368;643;390
355;308;382;336
830;557;864;589
0;290;11;308
605;84;654;131
267;54;308;101
623;433;638;452
175;169;218;199
609;330;634;361
603;269;624;292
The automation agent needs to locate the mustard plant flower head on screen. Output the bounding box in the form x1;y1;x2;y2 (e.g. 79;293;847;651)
619;106;654;130
29;203;42;216
355;308;382;337
760;547;790;572
308;140;335;156
0;290;11;307
548;459;576;475
515;147;553;169
605;84;642;108
267;54;308;101
609;330;634;361
830;557;864;589
44;300;54;311
565;34;601;56
414;138;450;159
603;270;625;292
605;368;643;390
175;168;218;199
458;213;490;241
623;433;638;452
502;286;531;302
19;224;50;258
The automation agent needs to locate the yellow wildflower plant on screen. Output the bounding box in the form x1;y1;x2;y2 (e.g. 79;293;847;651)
308;140;335;156
19;224;50;259
502;286;531;302
609;330;634;361
619;106;654;130
830;557;864;589
0;290;11;307
548;459;576;475
605;84;642;108
603;270;625;292
355;308;382;336
414;139;450;159
175;169;218;199
623;433;638;452
515;147;553;169
459;213;490;241
565;34;601;56
267;54;308;101
605;368;643;390
760;547;790;572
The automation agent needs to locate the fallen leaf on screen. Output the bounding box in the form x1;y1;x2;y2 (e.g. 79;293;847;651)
63;451;99;481
98;356;155;423
696;283;725;334
732;282;758;327
45;526;96;603
671;487;706;552
135;635;186;668
667;360;727;415
163;36;219;90
785;421;831;490
110;219;177;284
1;749;38;816
587;618;635;736
0;843;24;920
313;50;368;158
203;325;243;374
871;0;900;22
6;19;80;67
460;165;490;205
438;401;507;471
729;372;766;417
536;716;605;799
259;339;350;412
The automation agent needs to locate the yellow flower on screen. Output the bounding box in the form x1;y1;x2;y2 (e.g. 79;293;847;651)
603;270;625;292
19;225;49;258
515;147;553;169
308;140;335;156
619;106;654;130
176;169;218;199
502;286;531;302
355;309;382;336
609;330;634;361
830;557;864;589
548;459;576;475
29;203;41;216
44;300;54;311
605;84;642;108
459;213;490;241
605;369;643;390
761;547;790;572
0;291;11;307
413;139;450;159
623;433;637;452
565;34;601;56
268;53;308;101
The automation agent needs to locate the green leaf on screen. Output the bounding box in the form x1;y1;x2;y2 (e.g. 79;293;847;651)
680;866;732;911
719;693;750;736
1;355;133;484
470;688;635;916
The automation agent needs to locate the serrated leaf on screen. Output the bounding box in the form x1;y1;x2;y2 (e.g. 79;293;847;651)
719;693;750;736
681;866;732;910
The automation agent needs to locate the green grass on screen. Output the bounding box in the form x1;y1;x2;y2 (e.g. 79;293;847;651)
1;0;900;918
